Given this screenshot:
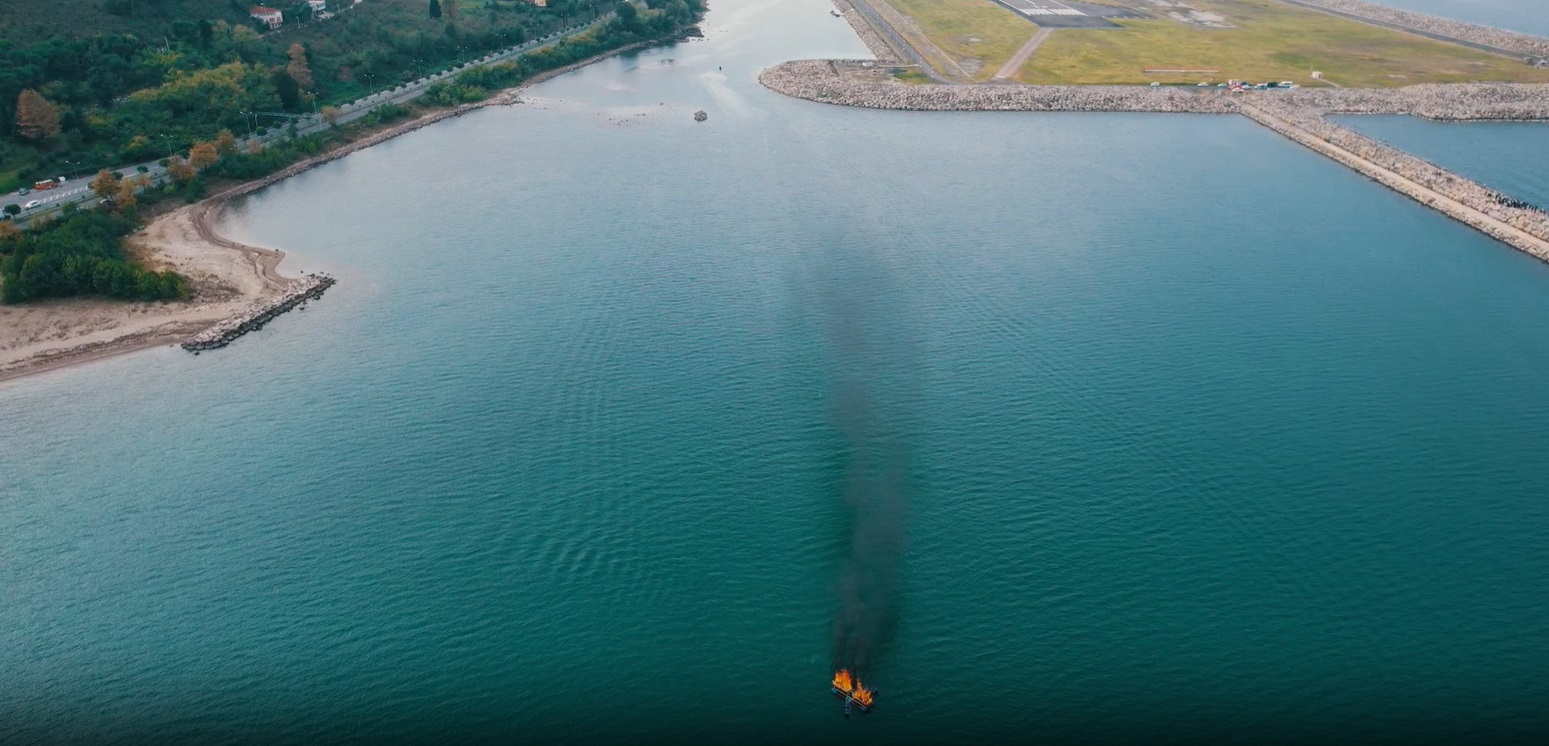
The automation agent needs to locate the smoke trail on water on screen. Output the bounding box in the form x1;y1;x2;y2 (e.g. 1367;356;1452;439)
821;259;913;678
831;385;907;675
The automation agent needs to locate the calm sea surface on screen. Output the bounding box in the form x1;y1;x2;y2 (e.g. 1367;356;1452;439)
1338;115;1549;206
5;0;1549;743
1373;0;1549;36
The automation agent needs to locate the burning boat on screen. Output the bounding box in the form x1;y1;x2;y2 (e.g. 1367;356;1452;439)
830;669;875;717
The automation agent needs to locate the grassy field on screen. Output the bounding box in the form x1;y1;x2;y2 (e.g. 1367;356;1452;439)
886;0;1040;81
877;0;1549;87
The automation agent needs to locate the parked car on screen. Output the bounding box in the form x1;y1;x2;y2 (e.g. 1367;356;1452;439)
18;187;31;195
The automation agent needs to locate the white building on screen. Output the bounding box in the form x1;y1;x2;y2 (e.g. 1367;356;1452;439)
249;6;284;29
307;0;327;11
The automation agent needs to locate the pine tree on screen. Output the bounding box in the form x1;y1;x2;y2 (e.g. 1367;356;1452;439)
287;43;314;90
15;89;62;141
428;0;442;19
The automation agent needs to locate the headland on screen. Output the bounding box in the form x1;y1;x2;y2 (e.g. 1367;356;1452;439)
0;37;684;385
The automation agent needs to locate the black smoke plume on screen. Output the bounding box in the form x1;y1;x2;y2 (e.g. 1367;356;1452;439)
822;259;913;678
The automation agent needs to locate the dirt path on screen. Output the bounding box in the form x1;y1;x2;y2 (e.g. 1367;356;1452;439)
993;28;1054;82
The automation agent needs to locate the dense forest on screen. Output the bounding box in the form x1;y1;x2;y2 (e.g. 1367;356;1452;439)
0;0;632;192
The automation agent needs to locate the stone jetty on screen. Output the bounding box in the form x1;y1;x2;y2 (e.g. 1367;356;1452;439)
1240;101;1549;262
759;57;1549;263
182;274;337;352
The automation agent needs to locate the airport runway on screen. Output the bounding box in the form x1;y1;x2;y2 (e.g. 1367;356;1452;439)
997;0;1086;16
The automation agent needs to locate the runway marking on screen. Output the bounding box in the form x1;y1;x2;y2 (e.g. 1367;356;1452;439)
998;0;1087;17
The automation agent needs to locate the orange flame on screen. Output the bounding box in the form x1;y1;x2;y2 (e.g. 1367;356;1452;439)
832;669;854;693
853;684;874;708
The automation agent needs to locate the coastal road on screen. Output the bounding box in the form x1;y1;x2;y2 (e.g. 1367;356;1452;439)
4;21;602;226
845;0;959;83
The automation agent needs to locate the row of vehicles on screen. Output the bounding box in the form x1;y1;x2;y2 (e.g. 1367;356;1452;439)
7;177;73;216
17;176;68;196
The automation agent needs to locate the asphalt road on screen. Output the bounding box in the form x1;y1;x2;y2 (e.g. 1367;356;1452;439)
4;21;598;227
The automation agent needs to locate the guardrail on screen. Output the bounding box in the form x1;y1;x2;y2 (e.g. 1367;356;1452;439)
9;22;600;224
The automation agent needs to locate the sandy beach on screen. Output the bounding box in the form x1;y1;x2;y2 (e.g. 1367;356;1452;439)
0;40;662;387
0;204;287;384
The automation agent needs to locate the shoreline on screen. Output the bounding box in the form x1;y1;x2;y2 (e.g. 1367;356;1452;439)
758;59;1549;263
0;39;671;387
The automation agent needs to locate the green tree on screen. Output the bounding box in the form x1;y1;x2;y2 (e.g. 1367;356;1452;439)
273;67;302;109
615;0;638;27
429;0;442;19
4;204;20;217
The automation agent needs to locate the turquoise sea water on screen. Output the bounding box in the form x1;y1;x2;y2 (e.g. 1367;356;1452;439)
1338;116;1549;206
5;1;1549;743
1373;0;1549;36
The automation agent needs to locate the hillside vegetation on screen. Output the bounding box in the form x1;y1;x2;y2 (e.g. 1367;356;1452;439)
0;0;622;191
1;0;704;305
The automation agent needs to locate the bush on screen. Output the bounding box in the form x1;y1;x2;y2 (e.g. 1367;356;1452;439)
0;211;186;304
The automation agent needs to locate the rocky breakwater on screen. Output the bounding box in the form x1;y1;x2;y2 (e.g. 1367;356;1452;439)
1277;83;1549;120
1285;0;1549;61
758;60;1236;113
1239;95;1549;263
831;0;901;64
182;273;337;352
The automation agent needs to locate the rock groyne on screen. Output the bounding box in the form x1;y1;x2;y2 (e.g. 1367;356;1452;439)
182;274;337;352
